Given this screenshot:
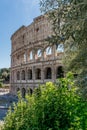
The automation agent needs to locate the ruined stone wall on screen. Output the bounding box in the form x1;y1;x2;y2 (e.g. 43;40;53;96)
10;15;64;96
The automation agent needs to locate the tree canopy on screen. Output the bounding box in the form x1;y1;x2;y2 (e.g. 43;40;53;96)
0;68;10;83
3;75;87;130
40;0;87;97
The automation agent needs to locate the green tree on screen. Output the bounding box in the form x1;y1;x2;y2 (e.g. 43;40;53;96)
3;75;87;130
0;68;10;83
40;0;87;97
2;71;8;79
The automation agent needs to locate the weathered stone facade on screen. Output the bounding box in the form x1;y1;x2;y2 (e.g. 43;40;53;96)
10;15;64;97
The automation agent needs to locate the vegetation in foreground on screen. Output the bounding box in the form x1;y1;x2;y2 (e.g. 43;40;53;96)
2;73;87;130
0;68;10;88
40;0;87;98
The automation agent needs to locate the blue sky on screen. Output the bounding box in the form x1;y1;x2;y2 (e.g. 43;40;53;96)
0;0;41;69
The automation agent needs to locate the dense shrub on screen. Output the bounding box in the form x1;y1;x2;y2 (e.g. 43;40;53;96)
0;82;3;88
3;74;87;130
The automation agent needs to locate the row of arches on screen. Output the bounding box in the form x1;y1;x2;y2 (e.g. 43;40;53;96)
17;66;64;81
26;44;64;60
17;88;33;98
12;44;64;67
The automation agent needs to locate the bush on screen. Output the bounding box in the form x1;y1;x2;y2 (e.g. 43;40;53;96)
3;74;87;130
0;82;3;88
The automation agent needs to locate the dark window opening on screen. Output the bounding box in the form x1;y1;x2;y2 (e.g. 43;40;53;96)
22;88;26;98
56;66;64;78
28;88;33;95
36;28;39;32
28;69;32;80
36;69;41;79
45;67;52;79
17;71;20;80
22;70;25;80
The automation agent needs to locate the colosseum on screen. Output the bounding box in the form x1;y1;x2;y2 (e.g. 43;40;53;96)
10;15;64;97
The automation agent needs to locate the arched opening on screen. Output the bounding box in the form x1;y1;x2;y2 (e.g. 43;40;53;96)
46;46;52;55
30;51;33;60
56;66;64;78
56;43;64;52
17;71;20;80
27;69;32;80
30;88;33;95
37;49;42;57
22;88;26;98
28;88;33;95
45;67;52;79
23;53;26;62
36;69;41;79
21;70;25;80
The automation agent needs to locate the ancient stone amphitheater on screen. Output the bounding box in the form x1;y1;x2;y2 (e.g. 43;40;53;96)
10;15;64;97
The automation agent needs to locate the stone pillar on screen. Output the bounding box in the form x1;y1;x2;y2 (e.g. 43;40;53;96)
26;49;28;63
14;70;17;83
52;63;55;82
11;55;13;67
15;70;17;82
42;48;44;61
12;71;13;83
41;65;44;82
15;54;17;65
10;70;12;84
53;44;56;59
33;49;35;62
25;67;27;81
32;66;35;81
20;69;22;83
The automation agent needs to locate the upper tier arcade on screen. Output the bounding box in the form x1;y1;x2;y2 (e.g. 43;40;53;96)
11;15;53;54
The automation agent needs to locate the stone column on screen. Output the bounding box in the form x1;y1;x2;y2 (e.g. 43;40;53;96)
33;49;35;62
42;48;44;61
16;70;17;82
32;66;35;81
20;68;22;83
52;63;56;82
25;67;27;82
53;44;56;59
11;71;13;83
41;65;44;82
26;49;28;63
14;70;17;83
11;55;13;67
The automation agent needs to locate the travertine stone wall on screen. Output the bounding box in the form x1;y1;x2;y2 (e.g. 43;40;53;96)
10;15;64;96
